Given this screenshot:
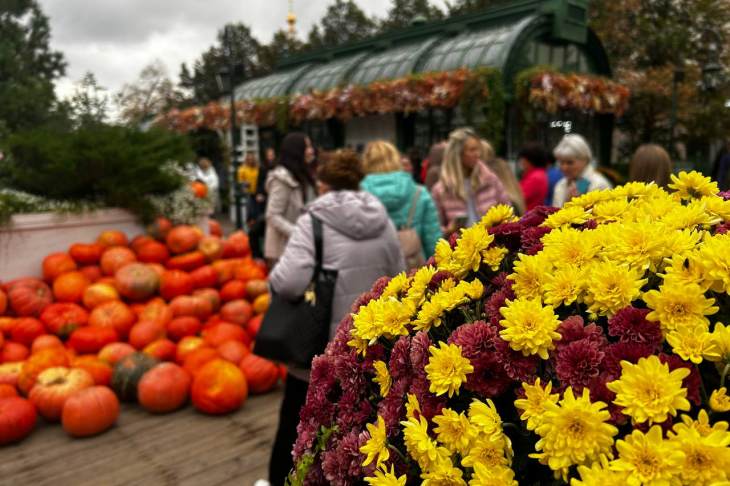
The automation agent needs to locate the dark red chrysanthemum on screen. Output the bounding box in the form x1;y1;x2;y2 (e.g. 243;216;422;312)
448;231;460;248
587;373;627;426
608;306;663;350
321;431;373;485
429;270;454;292
521;225;552;255
580;219;598;230
554;338;605;390
378;378;409;436
462;358;513;397
556;316;607;352
489;221;524;251
370;276;391;299
410;331;432;374
498;347;538;382
408;375;445;420
485;287;515;326
520;205;559;227
449;321;504;358
603;341;655;378
659;353;702;406
389;335;412;382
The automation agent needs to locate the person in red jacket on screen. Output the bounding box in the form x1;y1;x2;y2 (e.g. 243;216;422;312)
517;143;550;211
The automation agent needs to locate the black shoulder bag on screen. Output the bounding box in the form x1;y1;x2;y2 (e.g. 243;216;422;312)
255;216;338;368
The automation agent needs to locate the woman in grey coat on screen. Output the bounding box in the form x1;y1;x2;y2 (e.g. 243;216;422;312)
265;149;405;486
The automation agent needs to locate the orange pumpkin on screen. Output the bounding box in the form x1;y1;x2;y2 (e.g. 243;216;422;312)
235;263;266;283
217;340;250;365
167;251;207;272
211;259;238;284
166;225;203;255
191;359;247;414
0;362;23;387
7;279;53;317
239;354;280;394
143;338;177;361
114;263;159;301
0;396;37;445
189;264;218;288
166;316;201;342
137;299;173;326
170;295;213;320
138;362;191;413
252;293;270;314
175;336;206;365
11;317;46;347
0;288;7;315
40;303;88;338
30;335;64;354
245;279;269;298
202;322;250;348
222;231;251;259
68;243;104;265
100;247;137;276
130;235;155;254
98;342;136;366
220;299;253;327
0;343;29;364
71;356;113;387
182;347;219;377
17;348;70;395
136;241;170;264
67;326;119;355
220;280;247;302
82;283;119;309
42;252;77;282
192;288;221;313
129;321;166;350
198;236;223;262
96;230;128;248
0;384;17;399
52;271;90;303
208;219;222;237
29;366;95;421
190;181;208;198
159;270;194;301
78;265;103;283
147;217;173;240
89;300;136;339
61;386;119;437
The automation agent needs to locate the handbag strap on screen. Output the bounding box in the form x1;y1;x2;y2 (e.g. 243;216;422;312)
405;186;422;229
312;215;324;278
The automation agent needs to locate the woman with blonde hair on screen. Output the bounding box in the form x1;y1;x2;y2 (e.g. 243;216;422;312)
480;140;526;215
361;141;442;263
628;144;673;188
431;128;510;233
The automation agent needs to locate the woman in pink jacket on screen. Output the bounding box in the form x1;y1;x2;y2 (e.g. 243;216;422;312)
431;128;510;233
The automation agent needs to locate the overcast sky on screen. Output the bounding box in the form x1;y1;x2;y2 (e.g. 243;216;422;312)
38;0;447;100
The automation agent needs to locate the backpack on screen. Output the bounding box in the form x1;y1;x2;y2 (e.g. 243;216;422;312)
398;187;426;271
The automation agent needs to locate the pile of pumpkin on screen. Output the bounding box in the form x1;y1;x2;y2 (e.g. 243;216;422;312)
0;218;284;446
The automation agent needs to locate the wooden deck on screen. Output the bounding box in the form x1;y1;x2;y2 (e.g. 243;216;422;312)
0;389;283;486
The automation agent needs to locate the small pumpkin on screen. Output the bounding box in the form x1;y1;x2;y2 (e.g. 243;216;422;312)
252;293;270;314
217;340;250;365
69;243;105;265
96;230;128;248
111;352;159;401
220;280;247;302
208;219;222;237
7;279;53;317
71;356;113;386
245;279;269;299
31;335;64;354
166;225;203;255
189;264;218;288
136;241;170;264
0;288;6;315
183;347;219;377
166;316;201;342
190;180;208;198
61;386;119;437
138;362;191;413
247;314;263;338
130;235;156;254
159;270;194;301
82;283;119;309
67;326;119;355
40;303;89;338
52;271;89;303
191;359;247;414
192;288;221;313
167;251;207;272
202;322;250;348
29;366;95;421
221;231;251;259
0;396;37;445
198;236;223;262
146;217;172;240
175;336;206;365
89;300;136;339
78;265;103;283
0;343;29;364
11;317;46;347
128;321;166;350
0;362;23;387
142;338;177;362
239;354;280;394
0;384;17;399
100;247;137;276
42;252;77;282
170;295;213;320
17;348;71;395
220;299;253;327
97;342;136;366
115;263;160;301
137;299;173;326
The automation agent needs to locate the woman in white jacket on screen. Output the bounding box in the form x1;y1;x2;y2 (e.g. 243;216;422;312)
551;134;612;207
265;149;405;486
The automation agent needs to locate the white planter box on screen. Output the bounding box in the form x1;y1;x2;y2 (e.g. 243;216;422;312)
0;209;206;281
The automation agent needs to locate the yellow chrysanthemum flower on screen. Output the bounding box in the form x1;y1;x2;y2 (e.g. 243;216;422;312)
710;323;730;363
662;228;704;261
364;465;407;486
453;224;494;275
695;233;730;293
508;253;551;300
709;387;730;413
481;246;508;271
478;204;516;228
668;170;719;200
434;239;460;275
583;261;647;317
613;180;663;200
360;415;389;468
542;205;592;229
468;399;506;442
610;426;685;485
499;298;561;359
563;188;612;209
424;342;473;397
420;459;466;486
514;378;560;431
677;409;730;438
461;434;511;469
702;194;730;221
606;355;691;424
469;463;518;486
660;253;708;290
381;272;409;299
570;462;629;486
666;324;720;364
644;278;719;332
372;360;391;397
531;387;618;481
592;197;632;223
405;393;421;419
403;265;437;311
606;221;668;271
401;414;450;470
432;408;474;455
541;226;601;268
413;296;445;332
662;200;721;230
667;420;730;485
542;264;585;308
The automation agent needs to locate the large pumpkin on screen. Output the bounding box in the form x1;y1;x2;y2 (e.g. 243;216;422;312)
166;225;203;254
82;283;119;309
239;354;280;394
0;396;37;445
7;279;53;317
71;356;113;386
98;342;136;366
40;303;89;338
69;243;104;265
11;317;46;347
115;263;160;301
17;348;70;395
111;352;158;401
166;316;201;342
167;251;207;273
138;363;191;413
96;230;128;248
202;322;250;348
128;321;166;350
159;270;194;301
191;359;247;414
42;252;77;282
198;236;223;262
29;366;95;421
67;326;118;354
136;240;170;264
183;347;220;377
61;386;119;437
89;300;136;339
100;247;137;276
221;231;251;259
220;299;253;327
220;280;247;302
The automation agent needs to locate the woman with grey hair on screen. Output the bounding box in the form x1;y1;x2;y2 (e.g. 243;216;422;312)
551;134;611;207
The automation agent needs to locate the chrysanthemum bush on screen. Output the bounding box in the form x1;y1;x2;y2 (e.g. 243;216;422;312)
288;171;730;486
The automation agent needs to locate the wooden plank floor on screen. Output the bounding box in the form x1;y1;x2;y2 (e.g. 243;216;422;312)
0;389;283;486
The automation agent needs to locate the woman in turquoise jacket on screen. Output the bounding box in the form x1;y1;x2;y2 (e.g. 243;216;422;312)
361;141;443;259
